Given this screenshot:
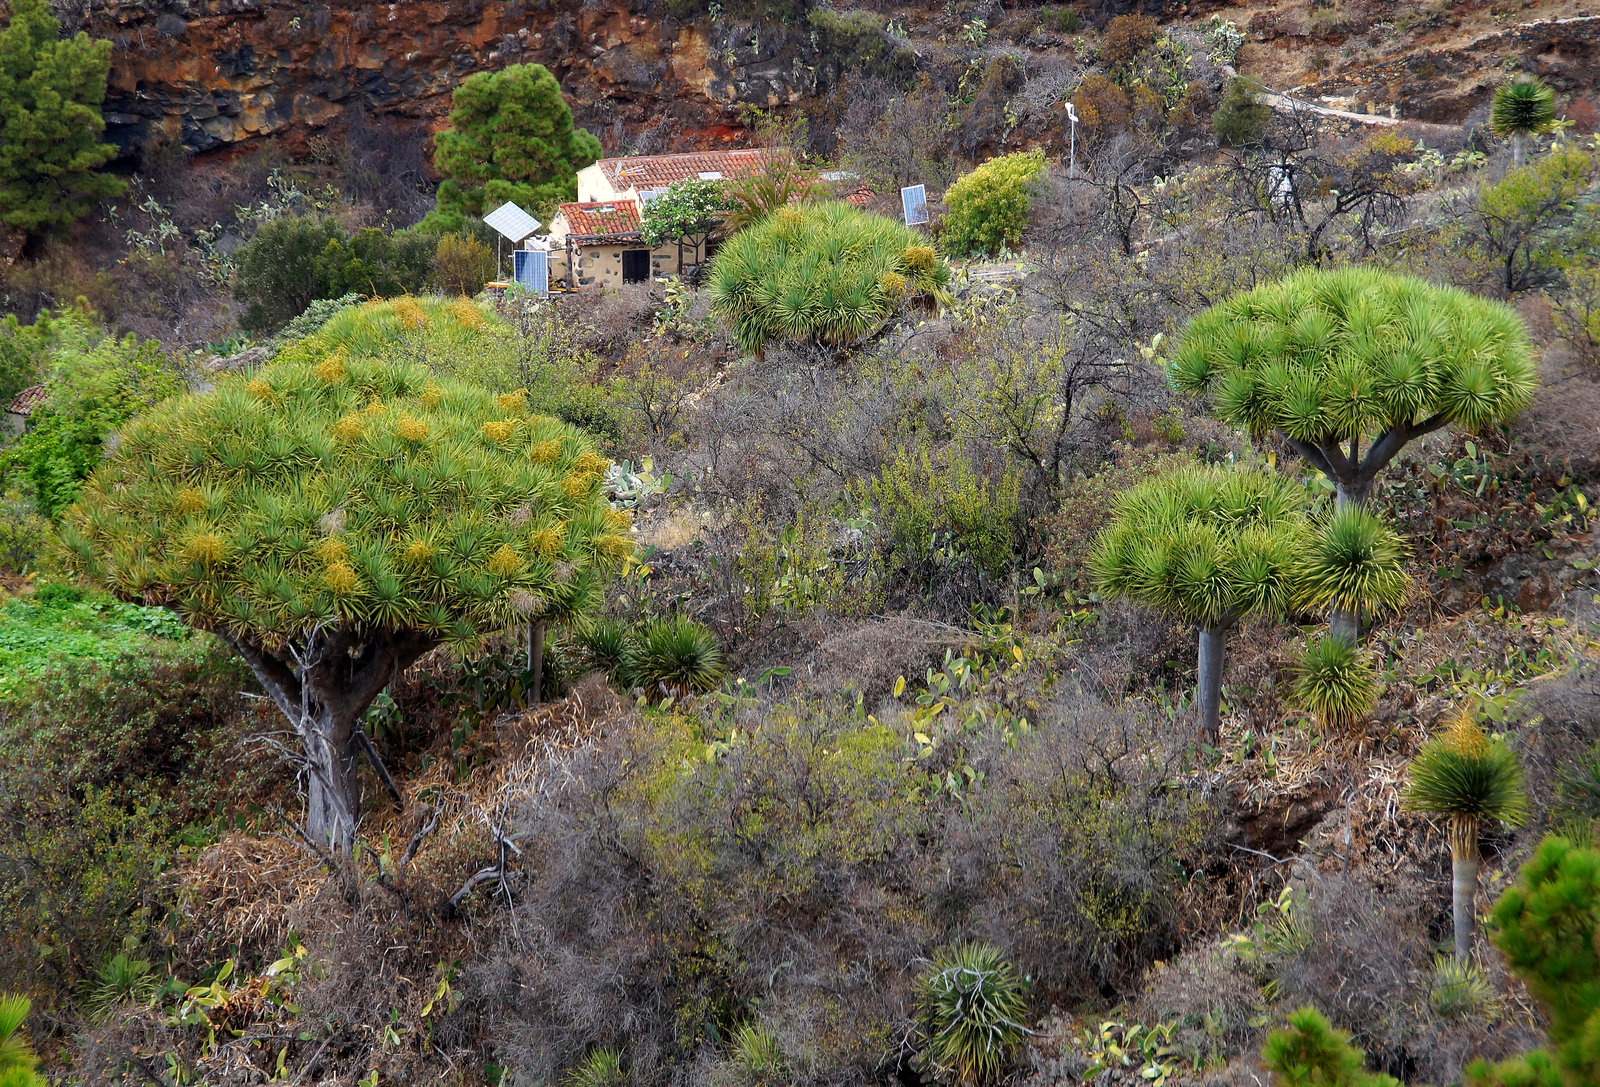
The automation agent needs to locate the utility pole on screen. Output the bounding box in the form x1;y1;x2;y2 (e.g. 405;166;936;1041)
1065;101;1079;176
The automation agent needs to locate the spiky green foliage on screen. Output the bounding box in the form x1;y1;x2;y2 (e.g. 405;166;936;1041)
1290;634;1378;728
0;995;41;1087
1295;506;1409;622
730;1022;788;1082
1465;837;1600;1087
916;941;1029;1085
1403;720;1529;829
1490;79;1557;143
1262;1006;1400;1087
564;1047;626;1087
84;951;157;1017
940;149;1048;258
58;297;630;850
708;201;951;354
1091;464;1309;628
1430;956;1501;1022
631;616;726;699
576;617;638;689
1169;268;1537;501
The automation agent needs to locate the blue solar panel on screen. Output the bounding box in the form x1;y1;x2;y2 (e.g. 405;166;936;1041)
513;250;549;295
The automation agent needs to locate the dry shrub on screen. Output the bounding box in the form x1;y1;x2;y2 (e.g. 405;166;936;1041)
1099;14;1160;68
802;616;944;707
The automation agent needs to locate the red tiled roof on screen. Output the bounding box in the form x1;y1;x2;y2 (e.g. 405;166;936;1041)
6;384;46;416
558;199;643;240
600;149;774;191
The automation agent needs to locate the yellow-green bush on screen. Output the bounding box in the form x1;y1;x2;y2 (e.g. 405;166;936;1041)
939;149;1047;258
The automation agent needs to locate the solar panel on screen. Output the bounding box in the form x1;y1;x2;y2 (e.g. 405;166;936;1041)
483;201;542;243
901;184;929;226
513;249;549;296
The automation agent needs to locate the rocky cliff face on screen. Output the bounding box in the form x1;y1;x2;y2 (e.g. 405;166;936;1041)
83;0;808;155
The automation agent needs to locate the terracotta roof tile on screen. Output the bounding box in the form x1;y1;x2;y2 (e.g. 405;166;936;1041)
600;149;774;191
6;384;47;416
557;199;643;240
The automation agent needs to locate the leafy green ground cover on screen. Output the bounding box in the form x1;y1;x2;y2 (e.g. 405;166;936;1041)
0;585;192;700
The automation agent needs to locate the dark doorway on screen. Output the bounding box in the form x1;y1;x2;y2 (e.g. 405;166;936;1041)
622;249;650;283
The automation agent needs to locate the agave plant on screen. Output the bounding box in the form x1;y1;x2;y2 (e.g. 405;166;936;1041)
1403;713;1529;959
1093;464;1310;740
915;941;1030;1086
0;994;41;1087
1428;955;1501;1022
1295;506;1410;642
83;951;157;1018
1289;634;1379;729
1490;77;1556;166
631;616;727;700
709;201;951;355
729;1022;788;1084
1169;268;1536;635
564;1047;626;1087
575;617;639;690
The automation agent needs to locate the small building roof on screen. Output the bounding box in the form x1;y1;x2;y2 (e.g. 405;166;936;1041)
6;384;47;416
557;199;644;242
600;149;772;192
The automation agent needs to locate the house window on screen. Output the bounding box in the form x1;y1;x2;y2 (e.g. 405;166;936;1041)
622;249;651;283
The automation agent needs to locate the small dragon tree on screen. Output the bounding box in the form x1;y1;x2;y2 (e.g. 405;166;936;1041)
1402;713;1528;960
1168;267;1536;637
1092;465;1308;741
59;352;632;853
1490;77;1557;167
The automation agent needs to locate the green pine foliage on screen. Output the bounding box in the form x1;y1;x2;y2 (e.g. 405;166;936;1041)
915;941;1030;1085
1169;267;1537;503
939;149;1048;258
1262;1006;1400;1087
708;201;951;354
1213;76;1271;147
1465;837;1600;1087
1289;634;1378;728
427;63;602;231
0;0;125;235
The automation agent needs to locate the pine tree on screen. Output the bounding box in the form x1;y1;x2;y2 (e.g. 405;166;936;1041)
1262;1006;1400;1087
0;0;125;236
1169;267;1536;639
59;299;632;852
1466;836;1600;1087
426;63;601;231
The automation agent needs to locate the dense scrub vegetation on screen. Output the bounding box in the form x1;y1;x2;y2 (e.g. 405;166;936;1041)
2;2;1600;1084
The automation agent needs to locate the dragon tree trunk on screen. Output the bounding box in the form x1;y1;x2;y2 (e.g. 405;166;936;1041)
1449;813;1480;960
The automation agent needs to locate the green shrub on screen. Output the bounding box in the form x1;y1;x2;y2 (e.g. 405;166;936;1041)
708;201;951;354
233;214;349;335
729;1022;787;1083
1043;6;1081;33
274;292;363;344
915;941;1029;1085
83;950;157;1018
631;616;727;699
0;311;182;519
1428;956;1500;1022
0;310;56;408
0;489;48;575
0;586;193;700
1289;634;1378;729
1213;77;1271;148
939;149;1048;258
1099;13;1160;69
1262;1006;1399;1087
432;233;498;296
865;446;1020;578
575;617;638;688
